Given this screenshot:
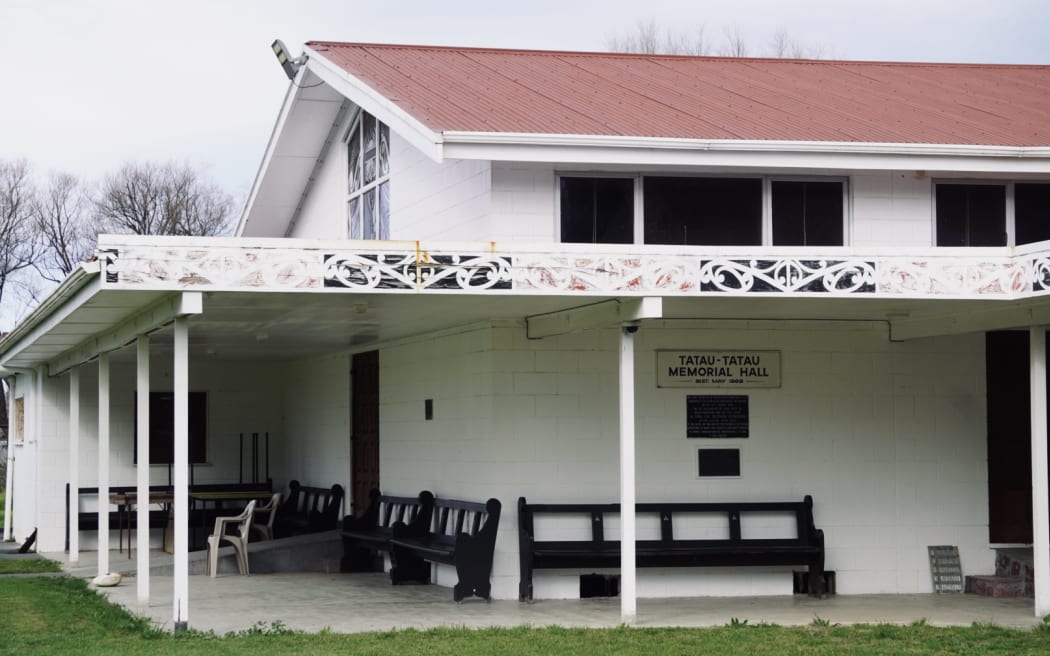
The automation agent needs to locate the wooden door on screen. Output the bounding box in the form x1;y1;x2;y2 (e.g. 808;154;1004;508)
351;351;380;515
985;331;1046;543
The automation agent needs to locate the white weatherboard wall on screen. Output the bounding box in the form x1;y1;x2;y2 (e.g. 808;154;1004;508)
290;108;353;239
378;320;990;600
281;354;351;514
389;133;492;241
31;358;285;553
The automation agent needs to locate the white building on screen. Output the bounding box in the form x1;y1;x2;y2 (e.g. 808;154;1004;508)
3;42;1050;626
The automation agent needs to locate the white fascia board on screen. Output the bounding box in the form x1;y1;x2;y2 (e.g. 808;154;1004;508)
303;46;444;163
0;264;100;367
235;71;305;237
890;300;1050;341
441;132;1050;173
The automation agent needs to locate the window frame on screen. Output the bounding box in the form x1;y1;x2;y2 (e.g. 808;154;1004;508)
554;172;850;246
932;179;1014;247
344;108;391;240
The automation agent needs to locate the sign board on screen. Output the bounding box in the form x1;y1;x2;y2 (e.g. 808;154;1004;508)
928;545;963;594
657;350;780;388
687;395;749;438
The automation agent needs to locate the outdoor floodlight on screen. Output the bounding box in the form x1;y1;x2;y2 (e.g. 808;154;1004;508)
272;39;302;80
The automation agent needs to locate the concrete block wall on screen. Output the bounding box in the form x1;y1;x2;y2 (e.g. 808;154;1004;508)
29;357;285;553
490;162;557;242
376;320;990;600
851;172;934;247
281;353;351;513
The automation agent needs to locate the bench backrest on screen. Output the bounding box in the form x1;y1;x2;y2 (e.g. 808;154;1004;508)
281;480;345;529
518;495;820;547
428;497;502;547
348;488;435;536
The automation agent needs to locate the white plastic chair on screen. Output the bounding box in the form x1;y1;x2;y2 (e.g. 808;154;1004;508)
207;500;257;577
251;492;282;541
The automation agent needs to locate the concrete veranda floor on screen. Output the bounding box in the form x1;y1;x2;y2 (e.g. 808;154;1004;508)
44;549;1044;634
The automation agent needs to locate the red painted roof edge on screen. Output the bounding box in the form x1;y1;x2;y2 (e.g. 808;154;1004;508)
305;40;1050;70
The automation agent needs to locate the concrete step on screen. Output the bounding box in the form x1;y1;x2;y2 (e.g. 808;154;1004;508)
995;547;1034;596
964;575;1028;598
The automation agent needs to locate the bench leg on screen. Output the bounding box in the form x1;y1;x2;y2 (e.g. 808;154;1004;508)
390;546;430;584
809;559;826;597
341;541;382;573
519;560;533;601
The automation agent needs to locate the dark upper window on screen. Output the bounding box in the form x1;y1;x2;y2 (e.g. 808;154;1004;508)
1016;183;1050;246
558;175;846;246
644;177;762;246
560;177;634;244
936;184;1006;246
771;181;844;246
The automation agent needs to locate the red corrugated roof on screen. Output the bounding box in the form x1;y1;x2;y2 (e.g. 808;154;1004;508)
308;42;1050;147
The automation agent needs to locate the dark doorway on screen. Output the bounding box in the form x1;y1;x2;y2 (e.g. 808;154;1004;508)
351;350;380;514
985;331;1050;543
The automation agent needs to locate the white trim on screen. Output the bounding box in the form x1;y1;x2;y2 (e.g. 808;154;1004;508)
441;140;1050;175
68;368;79;564
235;73;305;237
48;292;203;376
442;131;1050;159
1031;327;1050;617
97;353;110;578
303;47;443;163
135;336;150;604
172;317;189;630
0;264;99;368
618;324;637;624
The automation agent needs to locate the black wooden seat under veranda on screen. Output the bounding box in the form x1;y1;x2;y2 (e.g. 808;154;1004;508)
340;488;435;572
387;496;502;601
517;495;826;601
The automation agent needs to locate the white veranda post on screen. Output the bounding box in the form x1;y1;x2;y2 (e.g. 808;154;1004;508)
173;317;190;631
136;335;151;604
1030;326;1050;617
619;324;637;623
68;367;80;564
97;353;111;578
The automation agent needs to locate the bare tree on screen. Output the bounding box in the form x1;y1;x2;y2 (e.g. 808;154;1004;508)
720;26;749;57
95;161;233;237
606;21;825;59
0;160;41;316
34;172;95;282
768;28;826;59
605;18;661;54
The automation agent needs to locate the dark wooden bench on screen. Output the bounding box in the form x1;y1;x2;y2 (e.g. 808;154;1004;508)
274;480;345;538
388;496;502;601
517;495;826;601
340;489;434;573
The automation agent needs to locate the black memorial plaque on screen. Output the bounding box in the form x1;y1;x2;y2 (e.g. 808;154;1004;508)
687;395;749;438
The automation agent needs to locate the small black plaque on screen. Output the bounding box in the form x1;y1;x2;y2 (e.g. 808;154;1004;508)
697;449;741;477
687;395;749;438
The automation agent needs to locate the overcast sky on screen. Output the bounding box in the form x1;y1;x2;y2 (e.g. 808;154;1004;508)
2;0;1048;203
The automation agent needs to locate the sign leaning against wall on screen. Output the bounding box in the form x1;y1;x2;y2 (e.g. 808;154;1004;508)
657;350;781;389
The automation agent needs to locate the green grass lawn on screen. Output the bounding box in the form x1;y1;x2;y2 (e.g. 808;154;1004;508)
2;577;1049;656
0;557;62;574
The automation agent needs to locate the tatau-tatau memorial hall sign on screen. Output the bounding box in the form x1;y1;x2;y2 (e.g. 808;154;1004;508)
657;350;781;388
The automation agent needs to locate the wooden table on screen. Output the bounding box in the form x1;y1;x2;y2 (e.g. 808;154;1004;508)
109;491;175;558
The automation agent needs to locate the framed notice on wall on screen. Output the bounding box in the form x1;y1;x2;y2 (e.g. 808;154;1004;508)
657;350;780;388
687;395;749;438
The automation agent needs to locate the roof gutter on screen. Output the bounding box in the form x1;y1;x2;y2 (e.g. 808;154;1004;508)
440;132;1050;159
0;262;100;367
